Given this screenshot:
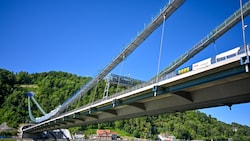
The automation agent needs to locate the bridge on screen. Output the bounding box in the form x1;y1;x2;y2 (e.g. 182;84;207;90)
23;45;250;133
23;0;250;137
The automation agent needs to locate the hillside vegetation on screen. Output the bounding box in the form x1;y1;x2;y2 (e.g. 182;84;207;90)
0;68;249;140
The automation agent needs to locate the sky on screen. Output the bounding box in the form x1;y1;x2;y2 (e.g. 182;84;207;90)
0;0;250;126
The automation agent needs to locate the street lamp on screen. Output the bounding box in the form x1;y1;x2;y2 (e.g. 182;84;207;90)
240;0;249;72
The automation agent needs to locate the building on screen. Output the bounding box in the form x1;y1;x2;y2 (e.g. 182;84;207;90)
96;129;118;140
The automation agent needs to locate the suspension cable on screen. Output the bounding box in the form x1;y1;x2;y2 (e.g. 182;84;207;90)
213;40;218;63
92;82;99;104
240;0;248;54
76;95;81;107
156;15;166;83
116;55;125;93
213;40;218;55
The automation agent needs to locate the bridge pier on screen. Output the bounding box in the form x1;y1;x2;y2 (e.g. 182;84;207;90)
21;131;45;140
20;126;71;141
19;124;43;140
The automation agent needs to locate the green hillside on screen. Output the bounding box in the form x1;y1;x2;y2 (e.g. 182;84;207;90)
0;68;249;140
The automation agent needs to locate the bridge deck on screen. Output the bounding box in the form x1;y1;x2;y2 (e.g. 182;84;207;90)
23;52;250;133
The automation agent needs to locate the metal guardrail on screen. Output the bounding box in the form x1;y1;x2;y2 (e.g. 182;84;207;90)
64;45;250;117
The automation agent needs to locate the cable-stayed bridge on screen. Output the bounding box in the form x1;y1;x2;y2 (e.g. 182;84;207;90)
22;0;250;137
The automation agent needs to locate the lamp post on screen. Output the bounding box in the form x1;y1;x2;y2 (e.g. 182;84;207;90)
240;0;249;72
240;0;248;54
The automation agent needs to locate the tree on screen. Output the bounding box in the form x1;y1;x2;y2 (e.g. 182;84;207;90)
0;68;250;141
0;90;27;127
0;69;16;106
16;71;32;84
114;120;123;129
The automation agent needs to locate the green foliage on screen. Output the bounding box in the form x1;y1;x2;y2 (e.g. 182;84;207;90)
0;69;90;127
0;130;17;137
16;71;32;84
0;68;250;140
0;69;16;106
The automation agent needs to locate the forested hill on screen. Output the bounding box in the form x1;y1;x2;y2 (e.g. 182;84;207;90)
0;68;249;140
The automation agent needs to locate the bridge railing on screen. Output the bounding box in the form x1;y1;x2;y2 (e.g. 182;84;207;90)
64;45;250;116
158;44;250;81
63;79;156;115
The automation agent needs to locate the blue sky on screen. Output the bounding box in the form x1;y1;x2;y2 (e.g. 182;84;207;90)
1;0;250;126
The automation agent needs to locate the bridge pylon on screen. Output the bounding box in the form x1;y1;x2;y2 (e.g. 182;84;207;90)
25;92;47;122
